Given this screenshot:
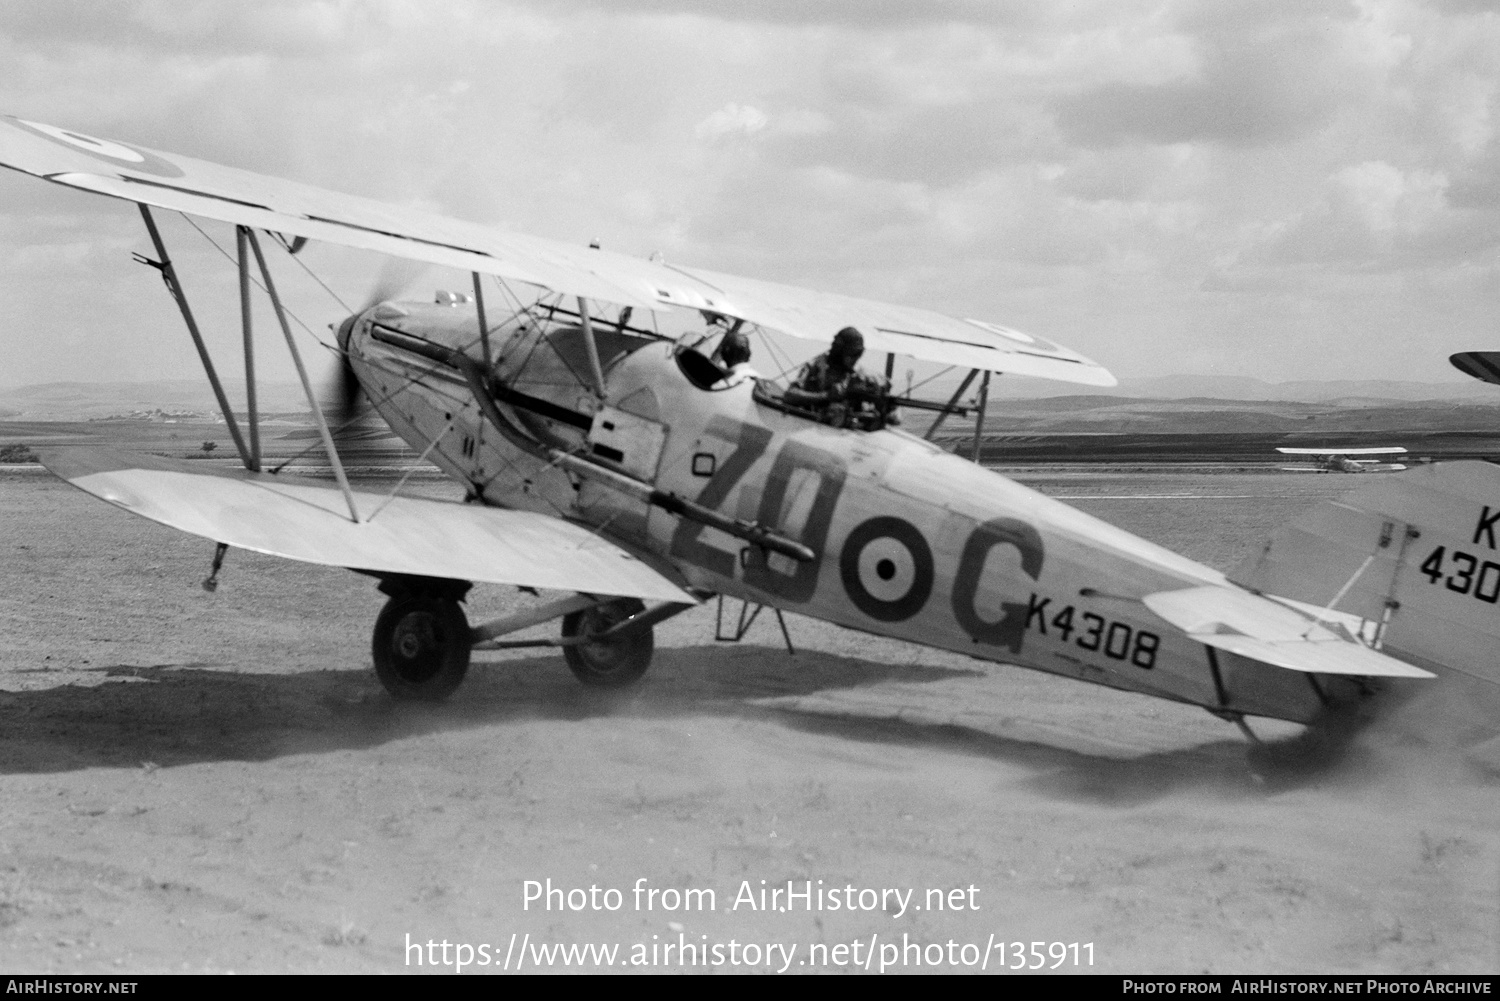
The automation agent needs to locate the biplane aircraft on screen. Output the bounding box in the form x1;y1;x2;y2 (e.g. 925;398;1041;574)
0;115;1440;739
1276;447;1409;474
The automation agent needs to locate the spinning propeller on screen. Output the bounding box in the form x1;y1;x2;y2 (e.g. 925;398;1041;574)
328;258;430;426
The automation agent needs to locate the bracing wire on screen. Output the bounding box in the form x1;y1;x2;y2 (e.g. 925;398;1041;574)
173;216;582;511
178;214;338;351
753;326;801;384
909;365;956;394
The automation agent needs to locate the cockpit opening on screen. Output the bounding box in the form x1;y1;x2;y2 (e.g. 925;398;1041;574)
673;322;759;392
675;345;729;390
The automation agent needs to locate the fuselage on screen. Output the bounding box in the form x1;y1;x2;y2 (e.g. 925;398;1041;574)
349;301;1341;724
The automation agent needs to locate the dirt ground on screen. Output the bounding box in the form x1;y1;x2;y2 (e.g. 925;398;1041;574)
0;469;1495;974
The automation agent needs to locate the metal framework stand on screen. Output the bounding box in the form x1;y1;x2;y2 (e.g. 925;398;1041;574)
970;370;991;464
469;596;694;651
135;205;252;468
1374;524;1420;650
236;226;261;471
577;296;607;396
135;206;361;522
471;271;492;371
715;595;796;654
470;594;597;649
1204;645;1261;743
924;368;979;443
244;228;361;523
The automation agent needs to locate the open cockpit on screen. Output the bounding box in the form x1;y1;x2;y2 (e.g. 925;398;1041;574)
353;298;963;507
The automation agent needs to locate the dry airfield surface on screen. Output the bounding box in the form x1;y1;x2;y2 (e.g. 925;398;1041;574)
0;466;1496;974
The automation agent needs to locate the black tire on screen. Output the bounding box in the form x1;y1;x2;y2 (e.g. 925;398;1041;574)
372;594;471;701
562;598;653;688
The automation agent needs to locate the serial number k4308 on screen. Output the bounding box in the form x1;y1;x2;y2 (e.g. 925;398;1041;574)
1023;594;1161;669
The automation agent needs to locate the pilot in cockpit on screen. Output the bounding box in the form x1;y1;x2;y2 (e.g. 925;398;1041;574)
711;328;759;388
784;326;899;429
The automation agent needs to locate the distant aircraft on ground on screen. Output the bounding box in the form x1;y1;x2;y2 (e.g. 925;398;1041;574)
1234;356;1500;688
1276;447;1408;474
1236;460;1500;688
0;114;1442;742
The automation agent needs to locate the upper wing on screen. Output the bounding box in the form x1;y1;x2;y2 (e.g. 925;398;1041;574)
669;264;1116;384
1451;351;1500;386
41;446;694;604
1143;585;1433;678
0;115;1114;386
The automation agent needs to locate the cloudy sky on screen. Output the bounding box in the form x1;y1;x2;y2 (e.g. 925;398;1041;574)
0;0;1497;389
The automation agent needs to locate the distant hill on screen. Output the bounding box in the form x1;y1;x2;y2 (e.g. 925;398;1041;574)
2;373;1497;421
1118;374;1498;403
901;391;1500;464
989;373;1499;403
961;395;1500;435
0;380;316;420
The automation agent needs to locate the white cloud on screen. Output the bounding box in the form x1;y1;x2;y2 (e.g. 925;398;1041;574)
694;102;768;140
1331;160;1449;235
0;0;1496;384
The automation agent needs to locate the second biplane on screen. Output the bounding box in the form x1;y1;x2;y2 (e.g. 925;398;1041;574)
0;115;1439;736
1276;447;1409;474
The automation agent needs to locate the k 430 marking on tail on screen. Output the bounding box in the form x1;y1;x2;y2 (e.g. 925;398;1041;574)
1473;505;1500;550
1418;545;1500;605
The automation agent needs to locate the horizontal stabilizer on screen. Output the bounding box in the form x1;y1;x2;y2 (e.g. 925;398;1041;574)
41;447;694;603
1143;586;1433;679
1232;461;1500;685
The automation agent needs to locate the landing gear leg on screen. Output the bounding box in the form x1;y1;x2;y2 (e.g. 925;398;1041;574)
372;581;472;701
562;597;653;688
1209;708;1262;745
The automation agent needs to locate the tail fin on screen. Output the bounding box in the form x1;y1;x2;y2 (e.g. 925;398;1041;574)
1231;461;1500;685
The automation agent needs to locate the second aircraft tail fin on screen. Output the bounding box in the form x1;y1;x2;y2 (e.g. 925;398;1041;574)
1231;461;1500;686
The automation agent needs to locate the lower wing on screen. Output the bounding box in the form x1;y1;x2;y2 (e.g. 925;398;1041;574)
42;446;694;603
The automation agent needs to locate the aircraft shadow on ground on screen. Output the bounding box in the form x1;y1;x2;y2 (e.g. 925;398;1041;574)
0;644;969;775
0;643;1350;798
764;703;1365;803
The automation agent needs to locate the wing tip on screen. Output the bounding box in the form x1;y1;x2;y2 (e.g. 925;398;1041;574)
1082;368;1119;388
1451;351;1500;386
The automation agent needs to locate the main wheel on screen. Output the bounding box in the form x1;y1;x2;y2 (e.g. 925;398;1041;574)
562;598;653;688
372;594;471;701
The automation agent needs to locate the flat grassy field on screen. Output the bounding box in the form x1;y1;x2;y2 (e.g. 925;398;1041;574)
0;467;1494;974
